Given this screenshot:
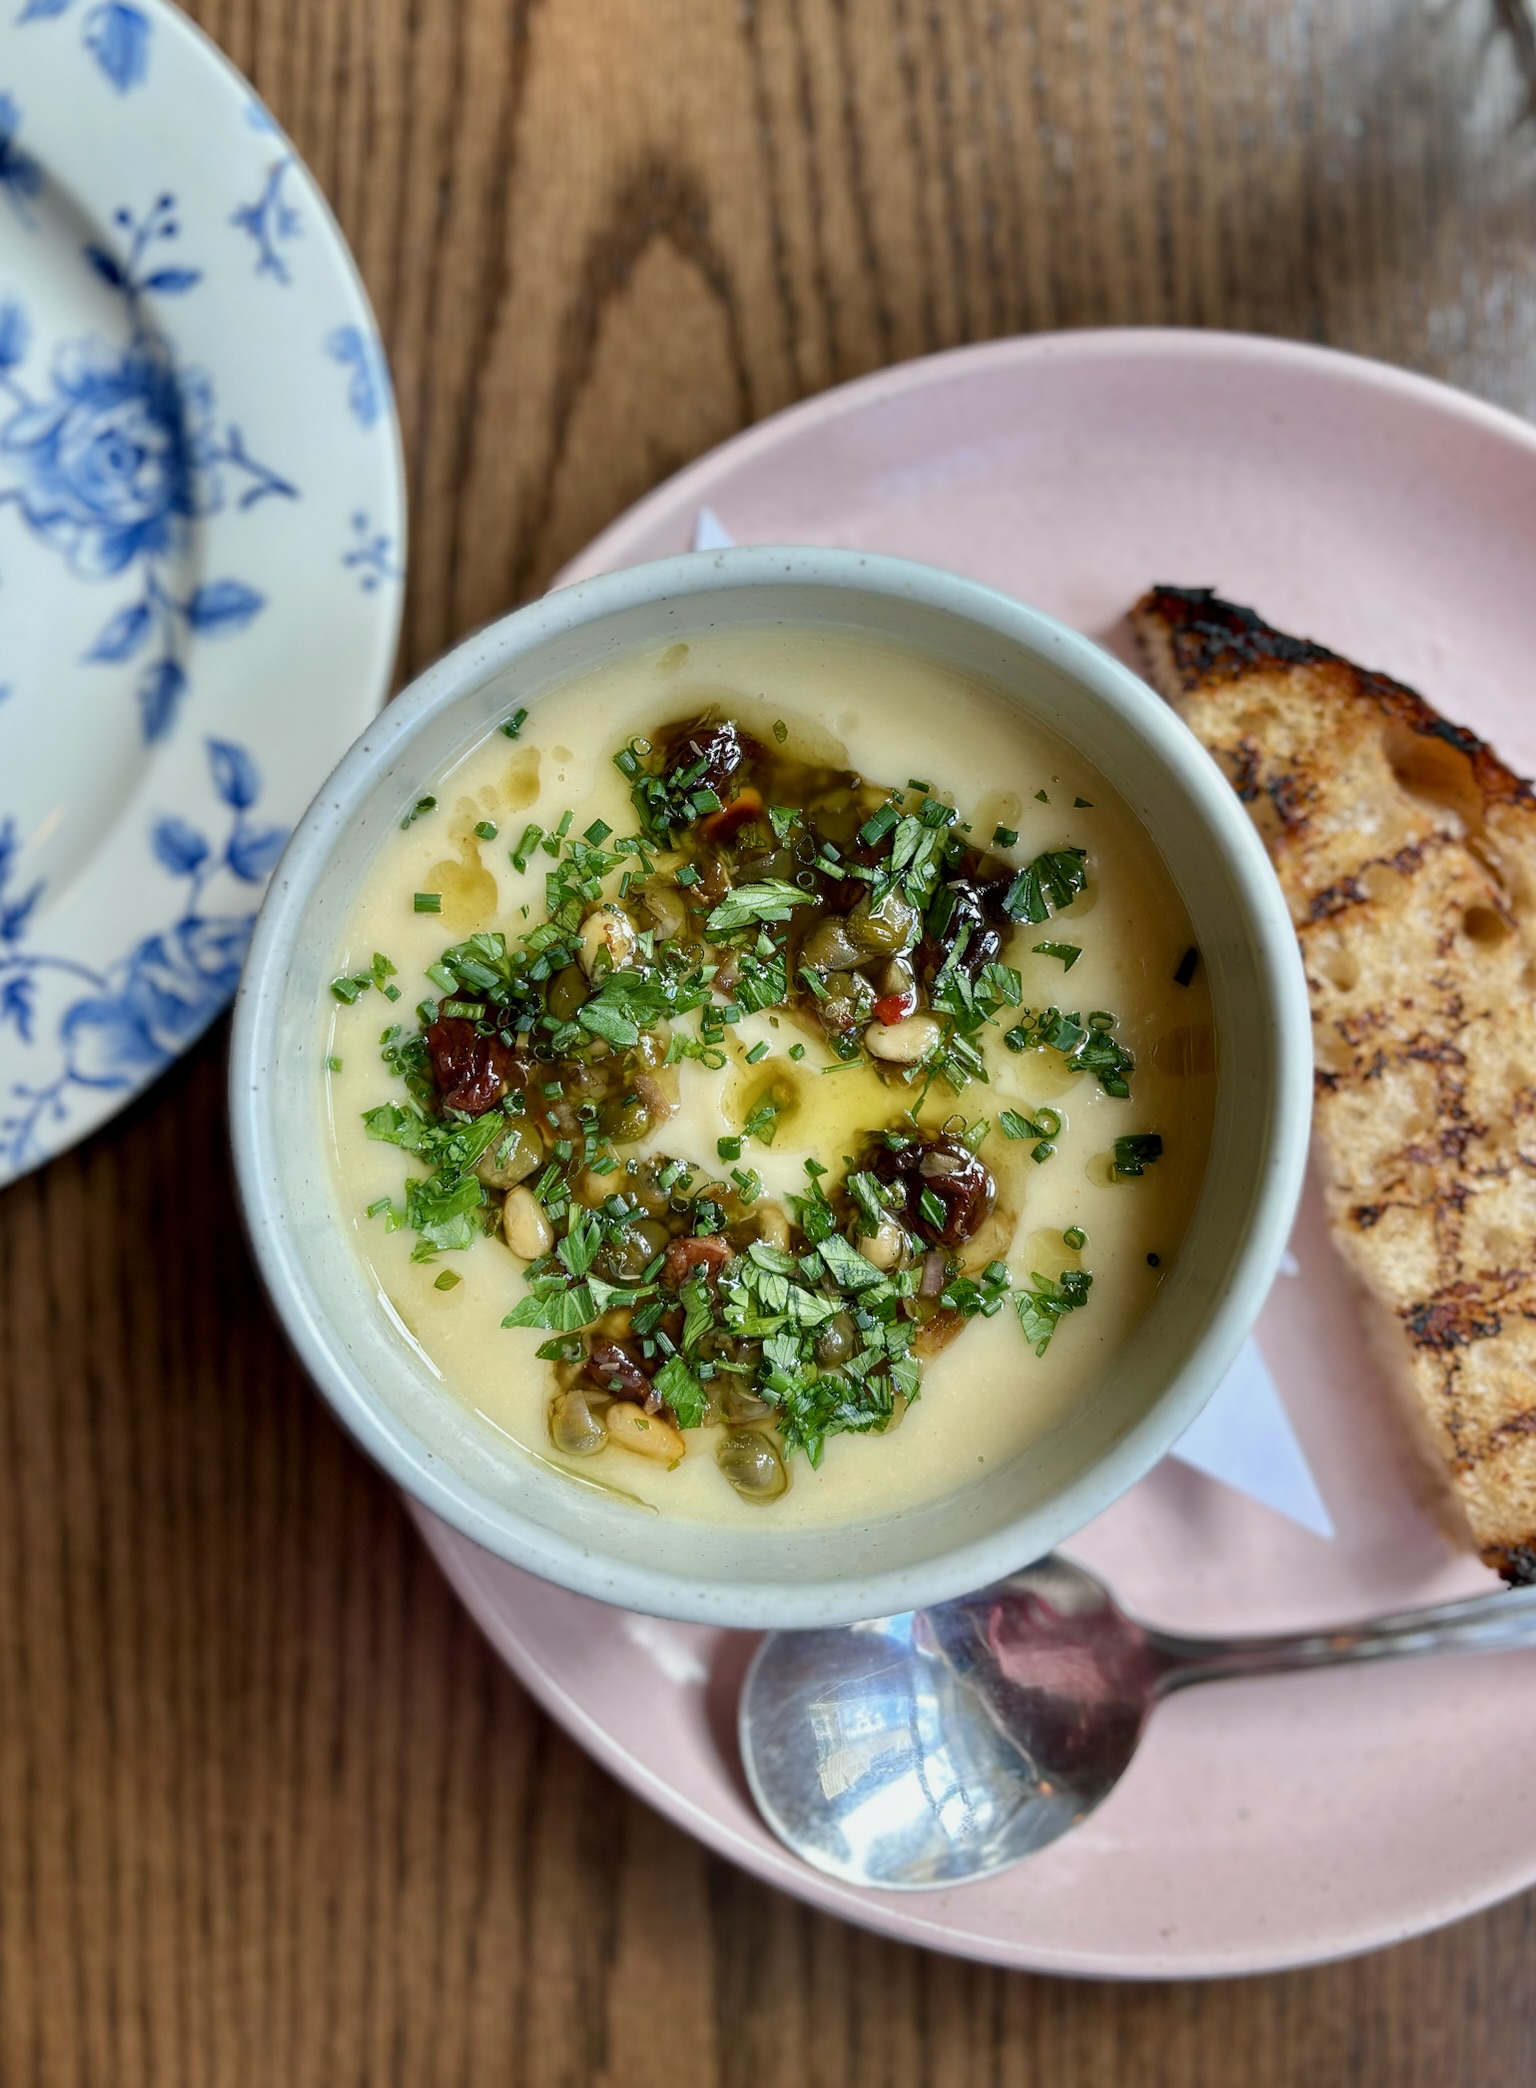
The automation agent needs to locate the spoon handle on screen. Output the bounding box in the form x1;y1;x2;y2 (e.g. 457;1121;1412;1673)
1145;1581;1536;1692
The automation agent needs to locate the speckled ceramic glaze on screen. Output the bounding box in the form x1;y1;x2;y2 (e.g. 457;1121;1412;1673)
413;331;1536;1975
230;543;1309;1631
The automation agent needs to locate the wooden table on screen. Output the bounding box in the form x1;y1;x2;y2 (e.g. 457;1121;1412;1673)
6;2;1536;2080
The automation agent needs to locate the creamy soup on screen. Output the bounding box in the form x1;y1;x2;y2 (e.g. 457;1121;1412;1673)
325;626;1216;1527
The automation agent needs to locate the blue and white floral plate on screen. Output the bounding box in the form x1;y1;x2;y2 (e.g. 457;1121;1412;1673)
0;0;404;1186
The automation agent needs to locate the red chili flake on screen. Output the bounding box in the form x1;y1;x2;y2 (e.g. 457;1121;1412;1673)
872;988;917;1026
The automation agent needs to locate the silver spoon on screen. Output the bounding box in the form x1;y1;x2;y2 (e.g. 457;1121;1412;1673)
739;1553;1536;1890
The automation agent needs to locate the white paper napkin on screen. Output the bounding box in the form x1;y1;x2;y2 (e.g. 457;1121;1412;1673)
686;505;1331;1537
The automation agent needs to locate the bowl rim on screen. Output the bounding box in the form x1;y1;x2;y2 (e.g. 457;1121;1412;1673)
230;546;1313;1626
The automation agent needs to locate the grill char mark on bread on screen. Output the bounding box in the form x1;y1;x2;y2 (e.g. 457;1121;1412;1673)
1133;584;1536;1584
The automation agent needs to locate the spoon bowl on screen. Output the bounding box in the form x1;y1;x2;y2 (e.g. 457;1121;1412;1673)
739;1555;1536;1890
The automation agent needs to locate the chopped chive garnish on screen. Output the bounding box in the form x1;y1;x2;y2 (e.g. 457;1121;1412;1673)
501;708;529;739
789;1042;805;1061
908;778;931;792
745;1039;770;1064
326;1054;342;1072
676;864;700;887
584;818;613;844
474;820;498;841
717;1135;743;1160
1112;1133;1164;1177
1074;796;1093;808
1062;1226;1087;1250
330;972;371;1004
1174;946;1199;987
773;719;788;743
433;1270;462;1291
365;1196;391;1219
400;795;437;829
1035;789;1049;803
992;824;1018;847
413;892;442;913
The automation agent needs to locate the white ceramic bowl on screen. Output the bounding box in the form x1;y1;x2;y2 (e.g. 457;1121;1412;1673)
230;549;1311;1628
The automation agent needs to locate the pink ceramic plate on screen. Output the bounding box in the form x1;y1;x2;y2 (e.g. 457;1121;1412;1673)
413;331;1536;1976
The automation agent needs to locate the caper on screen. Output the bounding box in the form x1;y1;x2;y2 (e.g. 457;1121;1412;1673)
847;888;919;956
716;1429;788;1502
814;1312;857;1367
722;1381;776;1424
548;963;589;1023
599;1094;653;1144
476;1119;542;1189
599;1226;658;1282
808;788;861;846
632;1217;670;1260
629;1167;672;1217
550;1388;607;1456
803;917;865;971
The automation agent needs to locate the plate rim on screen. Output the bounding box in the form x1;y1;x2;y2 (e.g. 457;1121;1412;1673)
559;324;1536;590
518;325;1536;1976
0;0;406;1187
417;1508;1534;1982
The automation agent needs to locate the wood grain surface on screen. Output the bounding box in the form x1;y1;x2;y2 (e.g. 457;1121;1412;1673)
7;1;1536;2081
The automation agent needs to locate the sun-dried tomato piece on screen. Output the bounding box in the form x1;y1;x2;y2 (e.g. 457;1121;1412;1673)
699;786;764;844
663;719;763;799
425;1016;522;1117
662;1235;734;1289
921;871;1013;983
869;1134;995;1247
584;1340;655;1402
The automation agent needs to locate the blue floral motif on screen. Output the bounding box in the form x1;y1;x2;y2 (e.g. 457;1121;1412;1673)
18;0;151;93
0;737;287;1172
326;323;389;429
230;155;302;283
0;193;299;740
0;93;42;223
343;509;400;592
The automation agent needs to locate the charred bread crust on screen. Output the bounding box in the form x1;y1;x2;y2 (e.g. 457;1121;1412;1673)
1134;586;1536;816
1135;584;1536;1588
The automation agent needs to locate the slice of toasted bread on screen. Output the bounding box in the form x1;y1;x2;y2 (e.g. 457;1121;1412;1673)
1133;585;1536;1582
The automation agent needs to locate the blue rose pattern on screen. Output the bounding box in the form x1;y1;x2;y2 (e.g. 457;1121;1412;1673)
0;184;299;741
0;737;287;1172
17;0;151;93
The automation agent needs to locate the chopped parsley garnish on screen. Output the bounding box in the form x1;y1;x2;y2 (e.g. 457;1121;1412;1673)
1002;848;1088;925
1016;1261;1093;1356
501;708;529;739
400;795;438;829
347;709;1147;1499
